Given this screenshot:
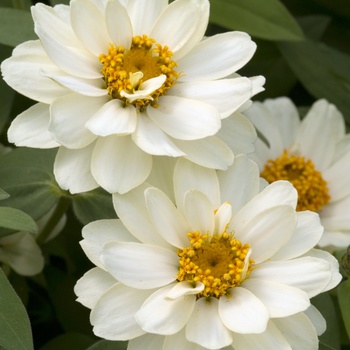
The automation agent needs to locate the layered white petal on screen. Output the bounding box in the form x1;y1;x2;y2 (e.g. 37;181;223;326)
169;78;253;118
132;114;185;157
173;158;220;213
91;283;151;340
128;334;165;350
174;136;234;170
167;281;204;299
101;242;178;289
151;0;209;60
8;103;59;148
304;305;326;336
136;284;195;335
85;99;137;137
54;143;99;193
186;297;233;349
144;188;190;248
91;135;152;194
148;96;221;140
219;287;269;334
178;32;256;82
50;93;105;148
74;267;117;308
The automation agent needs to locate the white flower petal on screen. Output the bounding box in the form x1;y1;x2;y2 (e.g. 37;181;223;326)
54;143;99;194
136;284;195;335
112;183;171;247
144;187;190;248
127;0;168;35
231;321;291;350
214;202;233;234
304;305;326;336
148;96;221;140
70;0;111;55
298;99;344;171
219;287;269;334
91;283;151;340
320;194;350;231
173;136;234;170
32;4;101;79
91;135;152;194
184;190;215;235
169;77;253;118
101;241;178;289
167;281;204;299
218;154;260;215
80;219;137;269
0;232;44;276
1;41;68;104
8;103;59;148
274;312;319;350
50;93;105;148
86;99;137;136
173;158;221;213
74;267;117;309
243;279;310;317
232;205;297;264
151;0;209;60
178;32;256;82
128;334;165;350
132;113;185;156
252;257;333;298
271;211;323;261
218;112;257;155
186;297;233;349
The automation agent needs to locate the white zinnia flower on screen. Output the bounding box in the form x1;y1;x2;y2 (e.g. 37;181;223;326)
74;156;341;349
1;0;263;194
246;97;350;251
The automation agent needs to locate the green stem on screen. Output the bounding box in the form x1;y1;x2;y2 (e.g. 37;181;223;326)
37;196;71;245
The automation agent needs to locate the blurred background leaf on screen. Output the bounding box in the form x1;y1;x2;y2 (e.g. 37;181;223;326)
0;207;38;235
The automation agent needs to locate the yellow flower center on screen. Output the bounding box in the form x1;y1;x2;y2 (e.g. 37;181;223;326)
177;231;254;298
261;150;331;212
99;35;179;109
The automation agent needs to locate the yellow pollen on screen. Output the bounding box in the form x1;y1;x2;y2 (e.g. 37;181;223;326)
99;35;179;109
177;231;254;299
261;150;331;212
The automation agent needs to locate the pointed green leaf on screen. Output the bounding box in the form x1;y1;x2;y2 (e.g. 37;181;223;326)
0;268;34;350
0;8;36;47
209;0;304;41
86;340;127;350
278;39;350;124
338;280;350;339
72;187;117;225
0;207;37;234
0;148;62;221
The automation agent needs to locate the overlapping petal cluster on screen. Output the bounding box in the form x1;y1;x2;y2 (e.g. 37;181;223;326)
75;156;341;349
246;98;350;250
1;0;263;194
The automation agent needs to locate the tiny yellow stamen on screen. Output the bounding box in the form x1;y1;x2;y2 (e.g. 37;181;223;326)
261;150;331;212
177;231;254;299
99;35;179;109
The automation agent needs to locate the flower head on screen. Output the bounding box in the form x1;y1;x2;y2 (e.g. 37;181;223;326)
246;97;350;250
1;0;263;194
74;156;341;349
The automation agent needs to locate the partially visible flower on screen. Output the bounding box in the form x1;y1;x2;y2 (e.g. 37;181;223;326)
0;232;44;276
1;0;263;194
74;156;341;349
246;97;350;251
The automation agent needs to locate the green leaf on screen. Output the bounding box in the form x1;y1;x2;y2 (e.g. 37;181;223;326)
338;280;350;340
278;39;350;125
297;15;331;41
0;8;36;47
209;0;304;41
0;148;62;221
72;187;117;225
0;207;37;234
312;293;340;350
39;333;95;350
0;268;34;350
86;340;127;350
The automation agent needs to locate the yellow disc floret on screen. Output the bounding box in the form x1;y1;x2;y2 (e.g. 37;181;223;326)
177;231;254;299
261;150;331;212
99;35;179;109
